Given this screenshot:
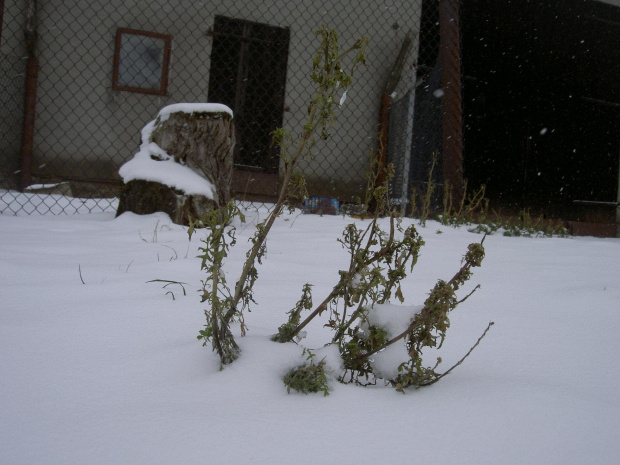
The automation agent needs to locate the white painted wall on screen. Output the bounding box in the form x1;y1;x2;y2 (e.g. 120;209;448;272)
27;0;422;199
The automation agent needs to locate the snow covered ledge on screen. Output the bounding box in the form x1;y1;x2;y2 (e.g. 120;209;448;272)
116;103;234;225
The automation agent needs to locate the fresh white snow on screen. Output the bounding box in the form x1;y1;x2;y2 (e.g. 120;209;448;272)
363;302;424;379
157;102;234;120
118;141;217;199
1;205;619;464
119;103;233;199
23;182;68;190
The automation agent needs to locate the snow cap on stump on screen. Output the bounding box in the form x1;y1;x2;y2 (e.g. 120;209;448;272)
116;103;235;225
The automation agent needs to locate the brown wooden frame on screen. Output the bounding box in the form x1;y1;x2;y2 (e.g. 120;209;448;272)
112;28;171;95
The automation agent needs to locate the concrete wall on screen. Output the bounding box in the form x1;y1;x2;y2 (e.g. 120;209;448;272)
22;0;421;199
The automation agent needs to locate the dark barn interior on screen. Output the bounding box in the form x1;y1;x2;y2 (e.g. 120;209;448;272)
461;0;620;223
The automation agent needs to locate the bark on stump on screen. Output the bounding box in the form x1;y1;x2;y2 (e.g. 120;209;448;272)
116;104;234;226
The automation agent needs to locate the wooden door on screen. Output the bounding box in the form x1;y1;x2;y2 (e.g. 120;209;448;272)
208;16;290;197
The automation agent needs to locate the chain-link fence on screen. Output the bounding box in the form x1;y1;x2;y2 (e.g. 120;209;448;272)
1;0;462;216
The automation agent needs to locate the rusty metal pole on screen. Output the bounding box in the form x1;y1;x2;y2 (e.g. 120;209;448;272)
20;0;39;190
439;0;464;204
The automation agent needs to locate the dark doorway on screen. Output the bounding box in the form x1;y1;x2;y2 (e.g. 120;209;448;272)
208;16;290;197
410;0;444;200
461;0;620;221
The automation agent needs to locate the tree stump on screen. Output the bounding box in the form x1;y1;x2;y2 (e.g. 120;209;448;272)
116;103;234;225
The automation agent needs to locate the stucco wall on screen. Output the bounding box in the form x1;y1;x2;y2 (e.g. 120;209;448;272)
0;0;26;189
28;0;421;199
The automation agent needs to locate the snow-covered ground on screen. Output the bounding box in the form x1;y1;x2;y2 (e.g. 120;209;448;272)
1;205;619;464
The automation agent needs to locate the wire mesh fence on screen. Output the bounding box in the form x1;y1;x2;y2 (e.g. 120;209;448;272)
0;0;461;216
